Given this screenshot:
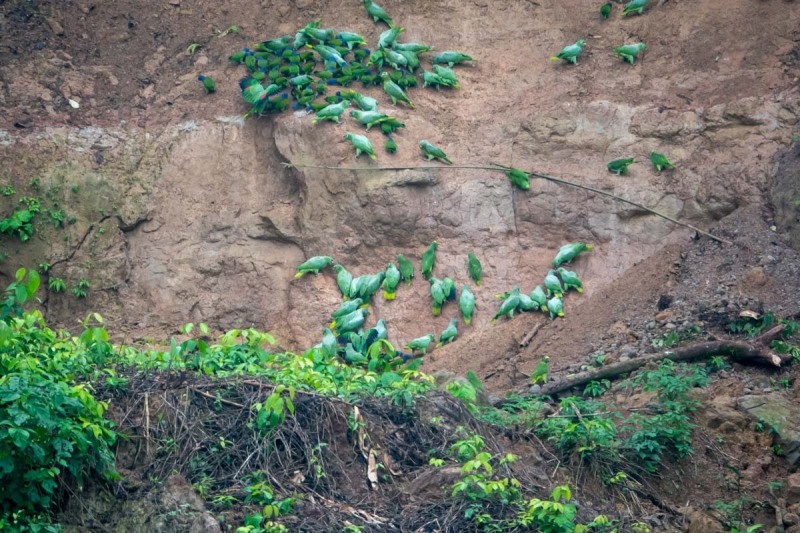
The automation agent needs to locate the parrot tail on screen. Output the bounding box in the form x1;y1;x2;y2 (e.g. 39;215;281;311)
294;271;305;279
540;306;548;312
576;288;583;293
342;295;349;301
475;280;480;286
549;56;559;61
330;320;337;328
464;317;472;325
383;290;396;300
586;245;594;251
558;312;565;317
358;303;370;309
435;342;443;348
432;306;441;316
369;154;377;161
443;158;453;165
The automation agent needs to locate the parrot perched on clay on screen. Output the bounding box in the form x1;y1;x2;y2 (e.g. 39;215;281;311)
614;42;646;64
349;275;367;300
437;318;459;347
432;51;474;67
330;298;365;328
313;100;350;124
335;308;368;334
359;272;385;301
384;138;397;154
295;256;334;278
429;277;447;316
363;0;393;26
395;42;431;53
365;318;388;346
517;293;539;312
422;71;450;90
544;269;564;298
550;39;586;65
319;327;338;358
442;277;457;301
405;333;434;354
547;297;565;319
607;157;636;175
398;254;414;284
600;2;613;18
343;90;378;111
419;140;453;164
421;241;437;280
333;264;352;299
256;35;292;54
557;268;584;293
350;110;390;130
460;285;475;325
530;356;550;385
553;242;593;267
381;72;414;108
197;75;216;93
397;49;421;71
343;132;377;160
432;65;459;88
504;167;531;190
382;262;401;300
494;286;521;321
378;26;404;50
467;253;482;285
622;0;649;16
310;44;347;67
650;151;676;172
337;31;367;50
530;285;548;311
383;49;409;70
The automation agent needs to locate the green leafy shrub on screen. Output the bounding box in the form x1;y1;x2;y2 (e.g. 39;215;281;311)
0;209;35;242
48;278;66;293
71;279;90;299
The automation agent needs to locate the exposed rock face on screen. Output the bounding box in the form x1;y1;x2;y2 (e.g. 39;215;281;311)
738;393;800;466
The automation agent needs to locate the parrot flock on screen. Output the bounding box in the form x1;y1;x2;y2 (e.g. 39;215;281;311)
549;0;678;177
216;2;472;164
293;238;592;372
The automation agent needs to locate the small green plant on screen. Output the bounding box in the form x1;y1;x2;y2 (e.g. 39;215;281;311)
48;277;66;293
47;209;65;228
28;178;41;190
37;262;51;273
71;278;90;298
707;356;727;372
729;313;775;338
0;186;15;196
187;43;203;55
70;185;80;193
209;494;237;509
218;25;240;37
250;385;296;431
592;353;608;367
0;208;35;241
583;379;611;397
18;197;40;213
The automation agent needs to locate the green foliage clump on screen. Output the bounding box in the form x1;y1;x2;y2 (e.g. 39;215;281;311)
0;208;36;242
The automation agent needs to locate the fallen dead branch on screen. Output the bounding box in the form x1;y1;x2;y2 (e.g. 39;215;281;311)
540;325;786;397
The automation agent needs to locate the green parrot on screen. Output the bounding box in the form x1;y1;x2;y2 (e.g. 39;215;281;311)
344;343;367;365
381;72;414;108
367;319;388;345
429;277;446;316
432;51;474;67
460;285;476;325
333;264;352;299
557;268;583;293
379;117;405;134
504;167;531;190
360;272;386;301
423;71;448;90
336;309;369;335
310;44;347;67
544;269;563;298
614;43;646;64
343;90;378;111
348;275;366;300
442;277;457;301
467;253;482;285
421;241;439;280
256;35;292;53
197;75;216;94
530;355;550;385
622;0;648;16
419;140;453;164
330;298;364;328
350;110;390;130
384;49;408;70
432;65;459;88
397;50;421;71
600;2;613;18
363;0;393;26
337;31;367;50
289;74;315;88
607;157;635;175
395;42;432;53
293;30;309;50
313;100;350;125
398;254;414;284
530;285;548;311
547;297;564;319
382;262;401;300
437;318;459;347
550;39;586;65
405;333;434;354
343;132;377;160
553;242;593;267
650;151;676;172
229;50;246;63
378;26;404;50
300;23;332;44
320;327;338;358
493;286;521;321
517;292;538;312
385;138;398;154
295;256;334;278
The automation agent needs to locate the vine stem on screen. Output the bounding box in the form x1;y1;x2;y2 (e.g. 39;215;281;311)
281;161;731;245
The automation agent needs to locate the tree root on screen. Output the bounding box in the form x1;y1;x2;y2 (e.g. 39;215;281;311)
540;325;787;397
